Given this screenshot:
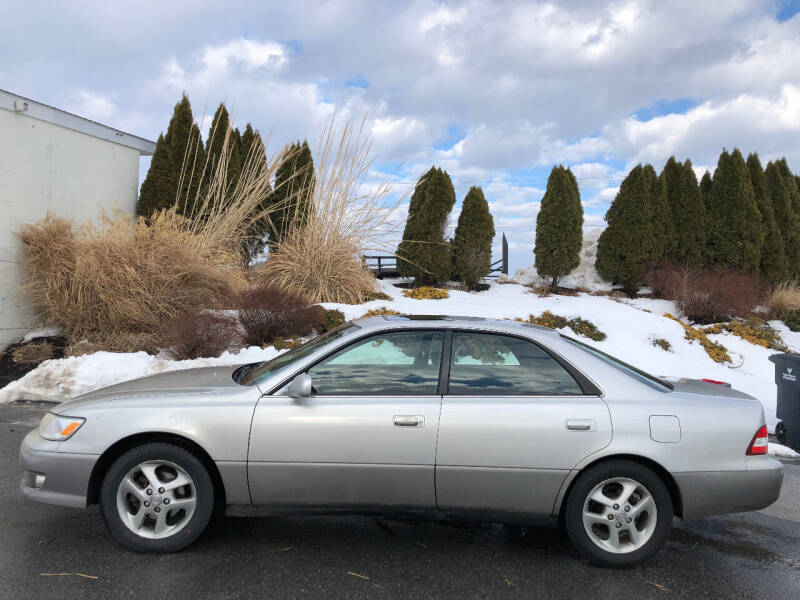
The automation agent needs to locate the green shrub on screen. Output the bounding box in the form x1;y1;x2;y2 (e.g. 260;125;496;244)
323;308;346;331
567;317;606;341
361;290;392;302
783;309;800;332
401;286;450;300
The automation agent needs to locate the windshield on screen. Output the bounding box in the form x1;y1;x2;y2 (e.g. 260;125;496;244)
561;335;674;392
236;323;357;386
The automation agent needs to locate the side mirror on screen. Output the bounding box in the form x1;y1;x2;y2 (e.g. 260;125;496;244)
287;373;312;399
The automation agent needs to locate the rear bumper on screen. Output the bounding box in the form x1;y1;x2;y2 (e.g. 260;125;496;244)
675;459;783;520
19;430;97;509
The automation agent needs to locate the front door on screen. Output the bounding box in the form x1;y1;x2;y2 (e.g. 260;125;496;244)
435;331;612;515
248;329;444;509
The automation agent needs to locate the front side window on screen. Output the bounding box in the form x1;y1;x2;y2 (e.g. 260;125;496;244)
448;332;583;396
308;330;444;395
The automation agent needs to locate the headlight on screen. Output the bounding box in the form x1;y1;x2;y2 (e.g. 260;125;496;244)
38;412;86;441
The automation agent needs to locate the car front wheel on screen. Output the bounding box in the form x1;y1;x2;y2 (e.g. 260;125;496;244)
99;442;214;552
564;460;673;568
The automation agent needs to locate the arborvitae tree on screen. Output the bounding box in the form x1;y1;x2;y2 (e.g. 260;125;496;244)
534;165;583;288
397;166;457;284
705;149;762;273
775;158;800;216
205;103;241;195
648;164;672;260
699;170;713;214
238;125;272;262
269;140;315;244
766;161;800;278
747;153;787;282
137;133;171;218
451;186;495;289
660;157;706;266
595;165;660;289
137;94;206;219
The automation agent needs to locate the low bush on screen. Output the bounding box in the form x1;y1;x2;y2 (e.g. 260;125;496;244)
236;284;325;346
702;318;788;351
11;341;55;365
361;290;392;302
160;312;243;360
651;338;672;352
664;313;731;363
323;308;346;331
784;309;800;332
361;307;402;317
273;338;304;351
767;281;800;318
519;311;606;341
401;287;450;300
646;265;763;324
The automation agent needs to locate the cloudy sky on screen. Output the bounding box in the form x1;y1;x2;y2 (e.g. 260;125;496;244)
3;0;800;271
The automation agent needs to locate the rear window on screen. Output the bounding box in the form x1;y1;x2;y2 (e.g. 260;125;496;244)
561;335;673;392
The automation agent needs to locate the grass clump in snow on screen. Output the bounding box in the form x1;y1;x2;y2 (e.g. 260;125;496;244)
651;338;672;352
273;338;304;351
361;290;392;302
362;307;402;317
767;281;800;318
664;313;731;364
324;309;346;331
519;311;607;341
402;287;450;300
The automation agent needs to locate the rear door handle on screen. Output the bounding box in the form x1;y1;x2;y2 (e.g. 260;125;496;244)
566;419;596;431
394;415;424;427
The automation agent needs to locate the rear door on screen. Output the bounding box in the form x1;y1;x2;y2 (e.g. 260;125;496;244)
248;329;444;509
435;331;612;515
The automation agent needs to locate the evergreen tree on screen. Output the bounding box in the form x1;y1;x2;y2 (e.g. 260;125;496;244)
660;157;706;266
766;161;800;278
136;133;171;218
205;103;241;195
534;165;583;288
397;166;457;284
240;127;272;262
747;153;787;282
648;164;672;261
699;170;713;214
451;186;495;289
705;149;762;273
137;94;205;219
269;140;315;244
595;165;660;289
775;158;800;216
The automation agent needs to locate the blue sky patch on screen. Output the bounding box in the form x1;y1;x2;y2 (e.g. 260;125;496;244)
632;97;698;121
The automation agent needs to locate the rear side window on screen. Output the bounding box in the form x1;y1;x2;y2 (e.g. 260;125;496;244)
308;330;443;396
448;332;583;396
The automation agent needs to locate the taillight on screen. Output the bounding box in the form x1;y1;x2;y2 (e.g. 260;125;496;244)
746;425;768;455
701;378;727;385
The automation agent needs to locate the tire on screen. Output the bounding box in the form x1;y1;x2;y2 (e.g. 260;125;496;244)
776;421;786;445
563;460;673;568
99;442;215;553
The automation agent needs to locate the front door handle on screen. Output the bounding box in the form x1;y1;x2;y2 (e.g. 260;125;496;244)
566;419;596;431
394;415;424;427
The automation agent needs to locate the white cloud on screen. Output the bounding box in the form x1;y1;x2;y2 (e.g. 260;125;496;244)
64;89;116;122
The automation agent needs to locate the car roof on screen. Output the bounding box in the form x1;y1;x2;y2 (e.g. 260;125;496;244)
350;314;557;336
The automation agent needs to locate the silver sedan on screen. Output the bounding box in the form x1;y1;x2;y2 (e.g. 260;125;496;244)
19;316;783;567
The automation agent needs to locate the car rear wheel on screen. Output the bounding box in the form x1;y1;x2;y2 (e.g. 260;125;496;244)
100;442;214;552
564;460;673;568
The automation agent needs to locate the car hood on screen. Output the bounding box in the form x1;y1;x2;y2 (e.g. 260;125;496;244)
53;365;244;414
664;376;755;400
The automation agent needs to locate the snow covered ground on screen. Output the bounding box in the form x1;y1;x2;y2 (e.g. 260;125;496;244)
2;278;798;436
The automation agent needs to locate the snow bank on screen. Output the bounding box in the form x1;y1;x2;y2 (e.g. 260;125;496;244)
1;278;791;434
769;443;800;459
513;228;613;291
0;345;281;404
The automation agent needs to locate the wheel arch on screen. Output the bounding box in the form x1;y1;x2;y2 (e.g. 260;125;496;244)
557;453;684;520
86;432;227;510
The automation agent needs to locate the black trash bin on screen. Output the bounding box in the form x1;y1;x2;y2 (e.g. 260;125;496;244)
768;353;800;452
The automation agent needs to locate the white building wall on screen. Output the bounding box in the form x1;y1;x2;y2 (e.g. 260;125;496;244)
0;108;141;348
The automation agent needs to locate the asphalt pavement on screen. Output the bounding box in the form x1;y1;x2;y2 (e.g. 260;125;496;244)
1;401;799;600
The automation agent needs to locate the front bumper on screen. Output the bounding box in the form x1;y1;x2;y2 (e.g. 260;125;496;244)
19;429;98;509
675;458;784;520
